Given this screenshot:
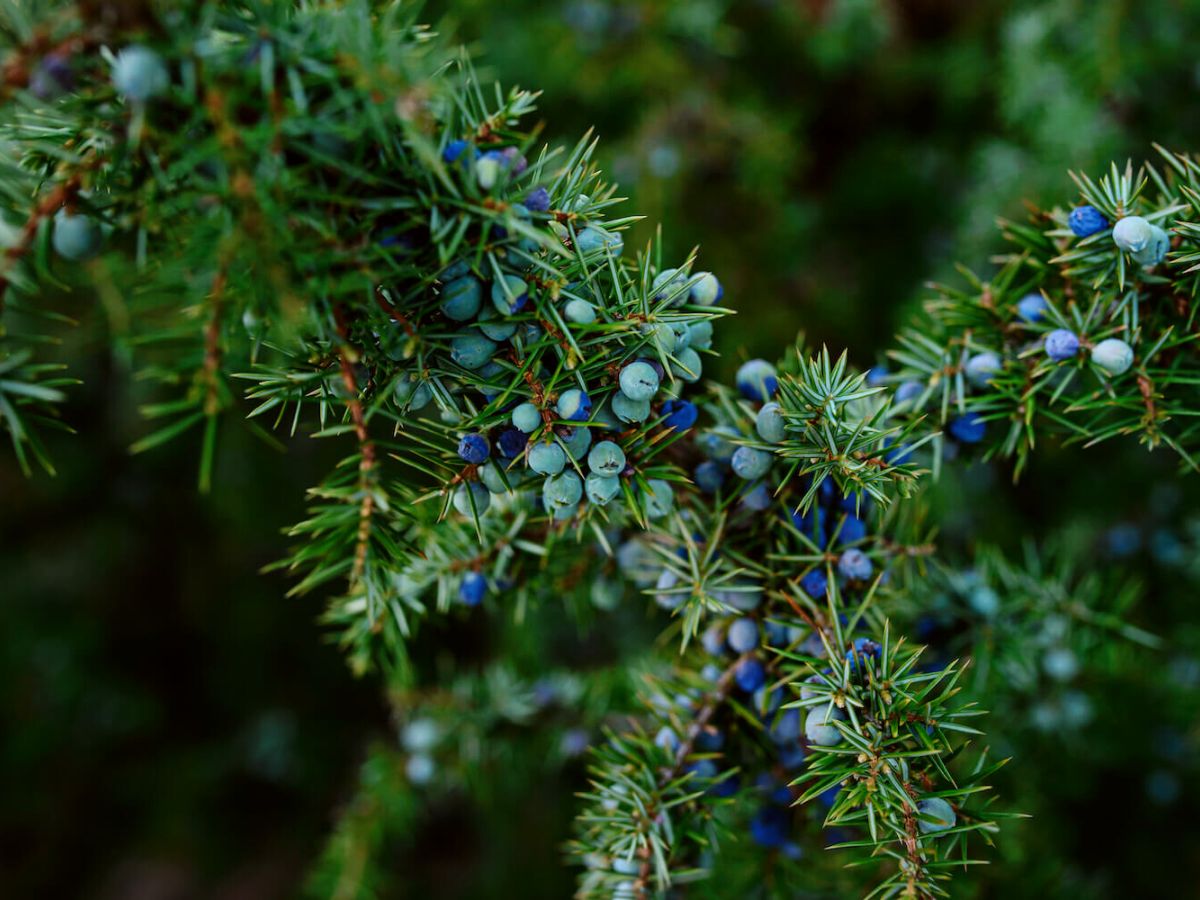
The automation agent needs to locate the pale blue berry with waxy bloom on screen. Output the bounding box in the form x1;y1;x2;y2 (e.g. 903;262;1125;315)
755;402;786;443
52;211;102;260
727;618;760;653
689;271;722;306
475;152;502;191
576;225;623;256
643;479;675;519
804;705;846;746
1112;215;1153;253
965;351;1002;388
112;46;169;101
563;298;596;324
543;470;583;511
512;402;542;433
837;548;873;581
528;441;567;475
440;276;482;321
587;440;626;476
654;726;679;753
450;334;499;370
694;460;724;494
551;501;579;521
561;425;592;459
895;380;923;405
452;482;490;516
612;392;650;423
619;361;660;401
1091;337;1134;376
731;446;773;480
651;267;688;305
406;754;435;785
585;472;621;506
1133;224;1169;267
476;306;517;340
916;797;956;834
491;273;529;314
671;347;703;382
688;319;714;350
394;373;432;411
478;462;508;494
654;568;681;609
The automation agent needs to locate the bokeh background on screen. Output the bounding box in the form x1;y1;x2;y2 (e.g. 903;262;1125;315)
4;1;1200;897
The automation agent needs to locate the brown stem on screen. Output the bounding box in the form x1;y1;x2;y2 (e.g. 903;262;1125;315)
334;305;378;587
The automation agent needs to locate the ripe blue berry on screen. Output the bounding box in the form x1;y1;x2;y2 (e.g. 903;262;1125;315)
1045;329;1080;361
619;361;660;401
497;428;528;459
837;548;873;581
564;298;596;324
804;706;846;746
585;472;621;505
512;402;542;433
459;572;487;606
846;636;881;669
837;513;867;545
457;433;490;464
866;365;889;387
1112;215;1152;253
916;797;956;834
524;187;551;212
693;460;725;494
453;482;490;516
406;754;435;784
734;657;766;692
643;479;675;519
1016;292;1049;323
801;569;827;599
528;441;567;475
112;46;169;101
750;806;790;848
948;412;985;444
1091;338;1134;376
1068;205;1108;237
736;359;778;402
965;351;1001;387
727;618;760;653
52;211;103;261
731;446;772;480
442;139;469;163
689;271;722;306
661;399;698;431
612;392;650;423
450;334;499;369
440;276;482;321
491;273;529;314
556;388;592;421
543;470;583;512
587;440;626;476
755;402;786;443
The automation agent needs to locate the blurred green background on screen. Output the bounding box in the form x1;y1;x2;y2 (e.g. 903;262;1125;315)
4;0;1200;896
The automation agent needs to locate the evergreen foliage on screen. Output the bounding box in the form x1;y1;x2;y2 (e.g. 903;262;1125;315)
2;2;1198;898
